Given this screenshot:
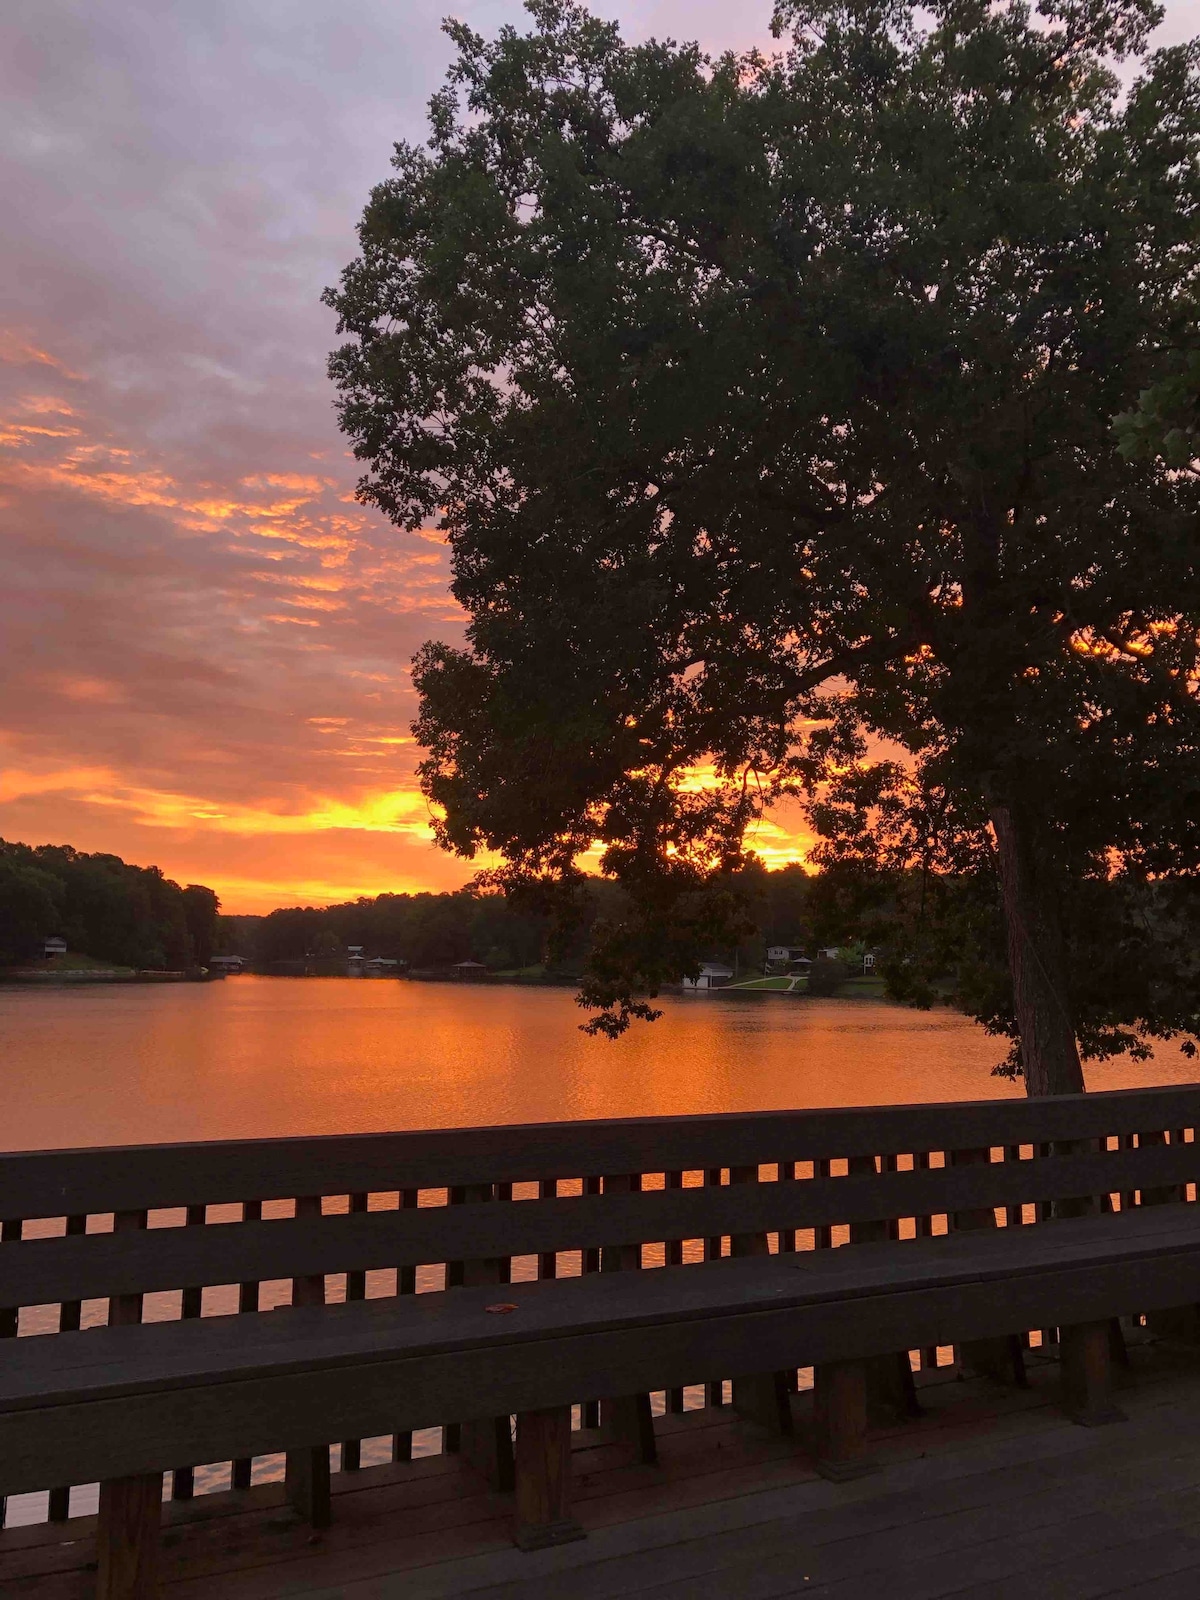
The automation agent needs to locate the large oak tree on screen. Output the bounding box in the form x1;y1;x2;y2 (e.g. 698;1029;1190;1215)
326;0;1200;1092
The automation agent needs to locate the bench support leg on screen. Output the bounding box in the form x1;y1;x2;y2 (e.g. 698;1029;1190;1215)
961;1334;1026;1388
813;1360;878;1481
733;1371;793;1436
514;1406;585;1551
1061;1319;1126;1427
284;1445;331;1528
1148;1304;1200;1343
599;1392;657;1463
97;1472;162;1600
864;1352;922;1422
458;1415;516;1491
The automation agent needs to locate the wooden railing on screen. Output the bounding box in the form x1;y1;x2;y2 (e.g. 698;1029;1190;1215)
2;1083;1200;1582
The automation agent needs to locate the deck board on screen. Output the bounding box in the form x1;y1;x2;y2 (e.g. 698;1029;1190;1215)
8;1344;1200;1599
450;1379;1200;1600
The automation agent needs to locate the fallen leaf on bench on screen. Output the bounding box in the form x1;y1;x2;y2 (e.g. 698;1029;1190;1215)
485;1302;519;1313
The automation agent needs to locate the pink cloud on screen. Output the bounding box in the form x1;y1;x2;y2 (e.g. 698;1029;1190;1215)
2;0;1011;907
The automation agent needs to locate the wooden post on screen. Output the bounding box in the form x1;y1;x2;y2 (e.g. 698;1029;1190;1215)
952;1148;1025;1387
97;1473;163;1600
1140;1130;1199;1341
580;1175;602;1430
496;1181;513;1283
451;1182;516;1491
730;1163;792;1436
48;1212;88;1521
598;1174;656;1462
513;1407;585;1551
1006;1144;1024;1228
539;1179;558;1281
812;1359;877;1481
0;1216;21;1531
231;1199;262;1491
845;1154;921;1421
778;1154;801;1406
1061;1319;1125;1426
172;1204;206;1501
98;1211;165;1595
284;1196;331;1528
777;1159;798;1253
340;1192;369;1472
666;1170;685;1413
393;1187;419;1463
706;1167;725;1407
816;1158;834;1251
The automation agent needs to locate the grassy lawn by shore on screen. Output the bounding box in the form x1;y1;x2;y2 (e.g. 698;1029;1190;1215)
43;953;134;974
728;974;887;998
0;953;136;977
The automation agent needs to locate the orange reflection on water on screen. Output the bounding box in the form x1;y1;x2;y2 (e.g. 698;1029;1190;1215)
4;976;1195;1153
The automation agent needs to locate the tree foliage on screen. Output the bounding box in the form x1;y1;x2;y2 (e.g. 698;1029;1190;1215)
251;888;558;971
0;856;63;965
327;0;1200;1084
0;839;218;970
244;863;818;978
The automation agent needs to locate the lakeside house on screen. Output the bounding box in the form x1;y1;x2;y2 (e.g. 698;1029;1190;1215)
208;955;246;974
681;961;734;991
453;959;489;981
765;946;811;976
43;936;67;958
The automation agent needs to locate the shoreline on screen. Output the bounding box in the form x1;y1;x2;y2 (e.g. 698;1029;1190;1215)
0;969;195;985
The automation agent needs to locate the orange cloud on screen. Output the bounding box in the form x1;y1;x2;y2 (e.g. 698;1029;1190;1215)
0;317;822;918
0;333;82;378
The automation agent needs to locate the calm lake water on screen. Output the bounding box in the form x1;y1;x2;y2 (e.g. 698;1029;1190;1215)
3;975;1196;1152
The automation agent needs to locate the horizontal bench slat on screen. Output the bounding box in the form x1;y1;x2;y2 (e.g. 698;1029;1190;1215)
3;1084;1198;1217
4;1206;1200;1493
6;1204;1199;1405
3;1139;1198;1306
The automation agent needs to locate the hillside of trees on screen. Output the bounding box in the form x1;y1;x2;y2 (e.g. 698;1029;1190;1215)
0;836;835;979
0;840;220;969
236;862;820;975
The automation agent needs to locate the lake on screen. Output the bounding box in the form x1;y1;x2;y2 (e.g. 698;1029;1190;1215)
3;975;1195;1151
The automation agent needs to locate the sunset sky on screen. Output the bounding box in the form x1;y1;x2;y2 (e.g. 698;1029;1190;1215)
4;0;1198;913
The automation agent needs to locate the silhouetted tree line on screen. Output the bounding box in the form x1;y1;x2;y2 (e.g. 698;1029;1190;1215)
237;863;823;975
0;834;840;981
0;840;220;969
246;890;554;972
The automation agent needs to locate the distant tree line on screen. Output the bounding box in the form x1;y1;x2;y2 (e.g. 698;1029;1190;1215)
234;862;823;975
0;840;220;970
243;890;553;972
0;834;865;983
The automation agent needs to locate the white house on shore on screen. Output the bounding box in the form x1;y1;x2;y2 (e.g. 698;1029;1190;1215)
766;945;810;973
43;936;67;958
681;962;734;991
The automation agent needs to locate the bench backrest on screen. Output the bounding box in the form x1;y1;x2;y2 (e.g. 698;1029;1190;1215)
2;1084;1199;1321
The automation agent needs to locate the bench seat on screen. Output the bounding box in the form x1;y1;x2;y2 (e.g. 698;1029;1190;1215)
6;1203;1200;1498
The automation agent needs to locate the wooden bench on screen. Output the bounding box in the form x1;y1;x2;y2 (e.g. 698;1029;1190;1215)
3;1084;1200;1599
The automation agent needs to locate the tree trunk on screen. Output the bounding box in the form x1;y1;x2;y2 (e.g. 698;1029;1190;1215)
989;801;1084;1098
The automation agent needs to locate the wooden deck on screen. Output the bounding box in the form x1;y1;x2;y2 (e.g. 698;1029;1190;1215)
7;1335;1200;1599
